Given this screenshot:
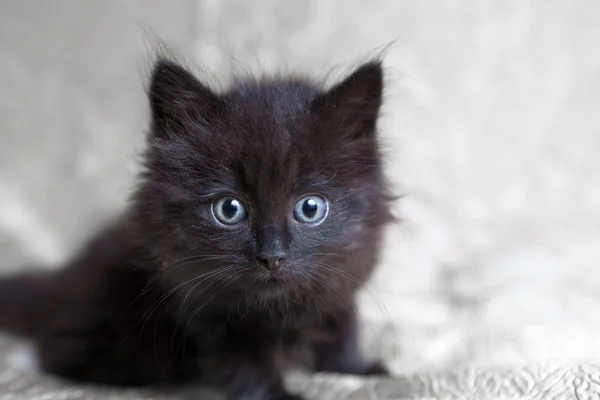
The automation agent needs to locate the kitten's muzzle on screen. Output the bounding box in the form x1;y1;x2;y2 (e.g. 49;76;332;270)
256;225;289;271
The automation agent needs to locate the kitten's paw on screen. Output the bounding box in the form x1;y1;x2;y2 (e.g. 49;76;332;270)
232;393;303;400
316;359;390;377
362;361;390;376
276;394;304;400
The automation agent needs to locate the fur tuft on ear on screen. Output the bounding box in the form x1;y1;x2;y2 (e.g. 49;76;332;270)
148;58;222;138
312;61;384;139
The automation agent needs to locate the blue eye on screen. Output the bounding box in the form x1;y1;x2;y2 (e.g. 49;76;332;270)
294;195;328;224
212;197;246;225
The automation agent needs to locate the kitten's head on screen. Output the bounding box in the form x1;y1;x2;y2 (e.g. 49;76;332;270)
133;59;391;306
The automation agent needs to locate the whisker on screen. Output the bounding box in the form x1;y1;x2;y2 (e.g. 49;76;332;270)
309;259;399;362
109;276;161;329
124;267;235;347
161;255;245;278
168;265;241;358
176;271;249;367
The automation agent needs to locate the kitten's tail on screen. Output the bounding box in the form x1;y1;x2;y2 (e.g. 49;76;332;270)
0;272;50;338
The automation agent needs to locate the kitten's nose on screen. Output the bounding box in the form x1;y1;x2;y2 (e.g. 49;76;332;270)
256;251;286;271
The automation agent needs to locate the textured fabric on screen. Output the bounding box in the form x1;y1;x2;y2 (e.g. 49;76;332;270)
2;338;599;399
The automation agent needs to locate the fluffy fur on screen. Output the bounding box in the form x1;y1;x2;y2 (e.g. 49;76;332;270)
0;58;392;399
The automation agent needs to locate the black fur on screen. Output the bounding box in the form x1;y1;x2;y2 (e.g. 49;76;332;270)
0;58;392;399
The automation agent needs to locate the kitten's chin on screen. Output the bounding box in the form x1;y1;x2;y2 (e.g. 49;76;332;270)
252;269;298;298
257;282;292;299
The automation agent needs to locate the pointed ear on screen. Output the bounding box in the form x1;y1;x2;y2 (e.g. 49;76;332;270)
311;61;383;139
148;59;222;138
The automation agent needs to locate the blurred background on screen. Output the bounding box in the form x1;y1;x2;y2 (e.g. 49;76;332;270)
1;0;599;375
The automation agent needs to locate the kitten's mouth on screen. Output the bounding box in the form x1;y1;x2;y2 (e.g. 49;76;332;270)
256;272;294;298
264;272;286;284
256;268;289;285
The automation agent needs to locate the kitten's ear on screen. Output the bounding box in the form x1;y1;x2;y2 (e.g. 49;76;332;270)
148;59;222;138
312;61;383;139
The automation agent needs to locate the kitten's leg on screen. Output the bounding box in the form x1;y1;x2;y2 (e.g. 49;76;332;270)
313;307;389;376
35;318;198;387
37;340;154;386
225;358;303;400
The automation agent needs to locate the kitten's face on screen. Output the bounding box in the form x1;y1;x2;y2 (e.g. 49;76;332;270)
135;60;390;304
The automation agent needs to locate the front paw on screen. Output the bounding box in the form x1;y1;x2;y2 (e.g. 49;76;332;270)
316;359;390;377
362;361;390;376
228;386;304;400
230;393;304;400
277;394;304;400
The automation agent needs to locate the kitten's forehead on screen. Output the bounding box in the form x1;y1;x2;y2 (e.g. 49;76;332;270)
227;80;317;135
221;80;326;200
230;79;318;110
228;83;317;142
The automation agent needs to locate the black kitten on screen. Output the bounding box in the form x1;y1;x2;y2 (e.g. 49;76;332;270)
0;58;392;399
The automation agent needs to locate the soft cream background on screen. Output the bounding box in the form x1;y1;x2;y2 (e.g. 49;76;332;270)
1;0;599;376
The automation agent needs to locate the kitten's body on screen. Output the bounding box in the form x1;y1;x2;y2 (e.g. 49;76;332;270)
0;59;391;399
